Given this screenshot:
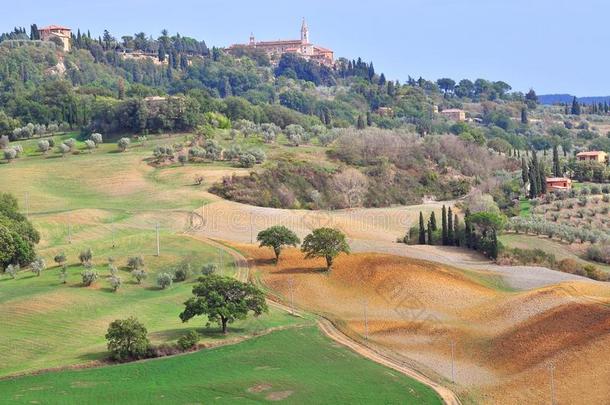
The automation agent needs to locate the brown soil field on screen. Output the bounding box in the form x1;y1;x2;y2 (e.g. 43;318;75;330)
237;244;610;405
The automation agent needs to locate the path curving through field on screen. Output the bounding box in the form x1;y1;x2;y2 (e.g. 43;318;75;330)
193;233;462;405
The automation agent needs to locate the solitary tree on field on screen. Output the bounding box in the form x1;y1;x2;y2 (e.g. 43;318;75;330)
301;228;350;271
257;226;300;262
117;138;130;152
105;317;151;361
180;275;267;334
31;256;46;277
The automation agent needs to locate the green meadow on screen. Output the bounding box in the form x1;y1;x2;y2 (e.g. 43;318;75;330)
0;327;442;404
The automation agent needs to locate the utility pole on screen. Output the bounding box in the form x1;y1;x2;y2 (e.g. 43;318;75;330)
155;223;160;256
67;213;72;244
364;299;369;340
549;362;556;405
288;277;295;315
250;212;254;244
111;223;115;248
451;340;455;383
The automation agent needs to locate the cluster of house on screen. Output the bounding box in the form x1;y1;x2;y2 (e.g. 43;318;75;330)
546;151;608;192
227;19;334;66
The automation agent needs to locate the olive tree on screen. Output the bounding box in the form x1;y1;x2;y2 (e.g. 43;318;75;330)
84;139;96;151
5;264;19;279
117;137;130;152
90;133;103;145
157;272;173;289
3;148;16;162
38;139;50;154
81;269;98;286
30;256;46;277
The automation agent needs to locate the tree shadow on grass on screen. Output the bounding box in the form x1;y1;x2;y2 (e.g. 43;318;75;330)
150;326;247;342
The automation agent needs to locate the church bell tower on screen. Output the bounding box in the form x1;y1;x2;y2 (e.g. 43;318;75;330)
301;18;310;44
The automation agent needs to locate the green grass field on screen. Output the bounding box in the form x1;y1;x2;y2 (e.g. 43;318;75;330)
0;327;442;405
0;133;441;401
0;134;311;377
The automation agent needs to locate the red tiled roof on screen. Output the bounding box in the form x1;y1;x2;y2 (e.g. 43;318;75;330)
546;177;571;183
39;25;71;31
313;45;333;53
577;151;606;156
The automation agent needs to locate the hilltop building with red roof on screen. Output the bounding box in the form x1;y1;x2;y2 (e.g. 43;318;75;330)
227;19;334;65
39;25;71;52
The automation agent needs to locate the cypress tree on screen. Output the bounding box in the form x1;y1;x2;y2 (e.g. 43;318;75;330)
441;205;448;246
464;209;472;248
427;220;433;245
453;214;460;246
489;229;499;260
366;111;372;127
357;115;365;130
521;107;528;124
539;161;547;194
418;212;426;244
521;157;528;185
447;207;454;246
429;212;437;231
571;96;581;115
552;144;561;177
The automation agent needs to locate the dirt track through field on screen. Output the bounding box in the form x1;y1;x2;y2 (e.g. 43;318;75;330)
193;196;592;290
188;233;461;405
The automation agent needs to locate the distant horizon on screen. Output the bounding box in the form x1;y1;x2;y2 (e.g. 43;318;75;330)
3;0;609;95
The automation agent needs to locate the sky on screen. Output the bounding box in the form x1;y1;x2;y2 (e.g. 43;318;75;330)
3;0;609;95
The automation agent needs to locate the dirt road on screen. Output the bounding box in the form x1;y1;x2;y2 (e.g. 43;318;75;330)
191;233;462;405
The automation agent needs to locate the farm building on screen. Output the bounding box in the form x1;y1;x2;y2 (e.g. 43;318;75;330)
546;177;572;192
440;108;466;122
576;151;608;164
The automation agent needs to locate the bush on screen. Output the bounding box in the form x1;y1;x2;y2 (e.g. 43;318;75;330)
127;256;144;270
157;272;173;289
30;257;46;277
109;275;122;292
79;248;93;264
5;264;19;279
90;133;103;145
173;262;191;282
81;269;98;286
38;140;50;154
558;258;583;274
586;243;610;264
3;148;17;161
201;263;217;276
84;139;96;150
131;269;147;284
238;153;257;168
105;317;151;362
117;137;130;152
64;138;76;149
177;330;200;351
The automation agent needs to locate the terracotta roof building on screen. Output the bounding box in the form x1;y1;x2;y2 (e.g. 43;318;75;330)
39;25;71;52
227;19;334;65
576;151;608;164
546;177;572;192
